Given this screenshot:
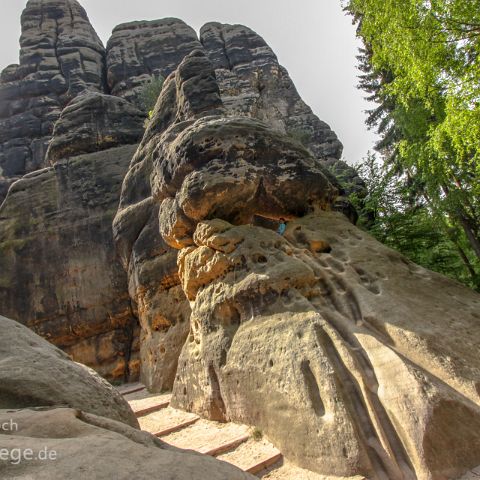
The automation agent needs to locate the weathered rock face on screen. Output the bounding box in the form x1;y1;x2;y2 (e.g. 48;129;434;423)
46;91;145;163
0;3;349;389
0;314;138;427
0;408;255;480
106;18;202;107
0;145;140;382
114;49;337;391
172;213;480;479
6;11;477;480
0;0;105;176
199;23;343;161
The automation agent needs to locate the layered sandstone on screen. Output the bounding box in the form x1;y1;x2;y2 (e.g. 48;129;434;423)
0;314;137;427
106;18;202;107
2;10;478;480
0;146;140;382
0;0;105;176
46;91;145;163
1;2;349;384
199;23;343;161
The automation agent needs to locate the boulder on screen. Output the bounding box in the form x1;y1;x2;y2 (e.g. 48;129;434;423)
171;213;480;479
46;91;145;163
0;0;106;176
0;315;137;428
0;316;254;479
0;408;255;480
0;146;140;382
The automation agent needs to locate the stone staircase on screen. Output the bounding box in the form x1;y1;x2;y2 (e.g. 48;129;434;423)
117;383;480;480
117;383;332;479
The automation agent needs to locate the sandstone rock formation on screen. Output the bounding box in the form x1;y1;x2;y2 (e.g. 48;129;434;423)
1;2;349;385
0;0;105;176
113;48;338;392
0;314;137;427
3;6;478;480
199;23;343;161
113;47;480;480
46;91;145;163
0;146;139;382
106;18;202;107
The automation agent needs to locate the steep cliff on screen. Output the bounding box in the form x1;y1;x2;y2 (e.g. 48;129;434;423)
200;23;343;160
106;18;202;107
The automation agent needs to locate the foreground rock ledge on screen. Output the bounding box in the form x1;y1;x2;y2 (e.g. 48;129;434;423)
0;315;255;480
0;314;137;428
0;408;255;480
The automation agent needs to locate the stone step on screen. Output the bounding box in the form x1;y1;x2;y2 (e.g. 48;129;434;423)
160;418;250;456
138;407;200;437
128;392;345;479
217;438;282;475
116;382;146;396
125;391;172;417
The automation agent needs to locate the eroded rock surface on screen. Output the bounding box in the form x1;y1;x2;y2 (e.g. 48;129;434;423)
0;0;105;176
114;49;337;391
46;91;145;163
0;317;255;479
172;213;480;480
0;315;137;427
106;18;202;107
115;47;480;480
1;3;351;388
0;146;140;382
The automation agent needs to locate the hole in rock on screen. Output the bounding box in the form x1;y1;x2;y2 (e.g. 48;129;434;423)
300;359;326;417
255;254;268;264
208;365;227;422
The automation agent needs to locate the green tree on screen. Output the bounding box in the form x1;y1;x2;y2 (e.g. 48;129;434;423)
344;0;480;287
139;75;165;117
348;153;479;290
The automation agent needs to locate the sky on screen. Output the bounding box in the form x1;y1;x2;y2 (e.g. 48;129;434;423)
1;0;378;165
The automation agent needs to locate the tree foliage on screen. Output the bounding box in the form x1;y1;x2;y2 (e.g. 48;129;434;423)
344;0;480;289
348;153;479;290
139;75;165;117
